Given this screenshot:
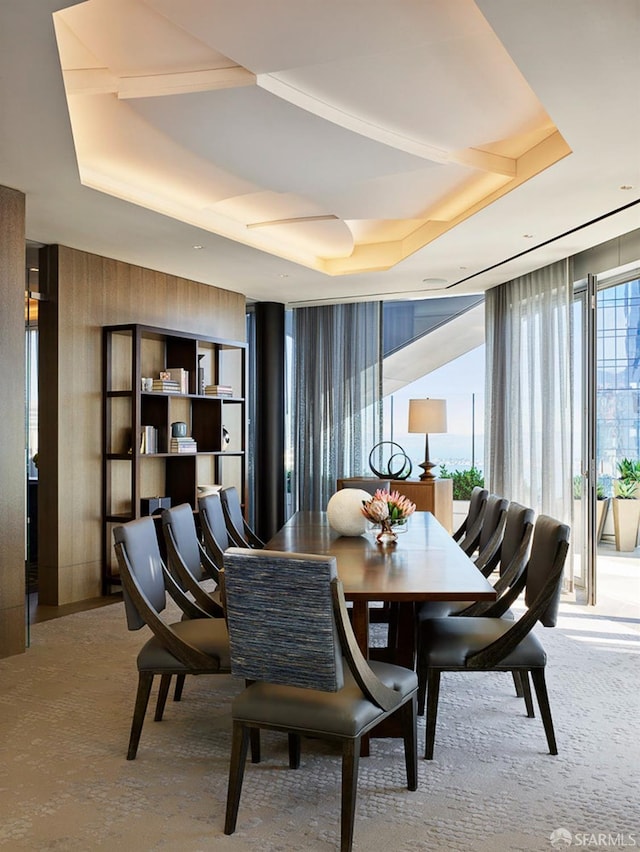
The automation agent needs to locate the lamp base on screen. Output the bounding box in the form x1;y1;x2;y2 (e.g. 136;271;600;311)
417;460;437;480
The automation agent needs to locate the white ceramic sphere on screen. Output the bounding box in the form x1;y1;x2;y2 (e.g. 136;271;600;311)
326;489;371;536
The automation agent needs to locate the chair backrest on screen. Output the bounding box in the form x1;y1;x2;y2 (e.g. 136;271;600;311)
499;502;535;582
220;486;251;547
478;494;509;552
468;486;489;528
456;486;489;554
161;503;202;582
113;517;167;630
223;548;344;692
341;479;391;495
524;514;571;627
199;492;230;567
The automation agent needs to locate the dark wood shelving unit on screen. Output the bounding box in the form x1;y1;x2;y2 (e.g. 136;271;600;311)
102;323;247;593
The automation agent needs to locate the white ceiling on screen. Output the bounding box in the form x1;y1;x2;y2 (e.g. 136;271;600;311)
2;0;640;307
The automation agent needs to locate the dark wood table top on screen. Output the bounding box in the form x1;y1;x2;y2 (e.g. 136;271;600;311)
265;510;495;603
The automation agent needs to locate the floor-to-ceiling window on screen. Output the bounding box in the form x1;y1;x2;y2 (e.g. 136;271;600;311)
574;271;640;608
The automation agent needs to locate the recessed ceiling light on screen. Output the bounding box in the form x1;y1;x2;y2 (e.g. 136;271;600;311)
279;273;289;278
620;185;633;191
192;244;203;250
523;234;534;239
459;266;467;270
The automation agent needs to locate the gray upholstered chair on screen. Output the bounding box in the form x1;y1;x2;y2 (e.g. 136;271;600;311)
220;486;265;548
222;548;418;852
113;516;230;760
416;502;534;625
161;503;224;618
198;491;230;570
418;514;570;758
454;486;488;555
415;502;535;706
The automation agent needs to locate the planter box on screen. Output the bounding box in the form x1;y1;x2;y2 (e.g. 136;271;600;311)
612;498;640;552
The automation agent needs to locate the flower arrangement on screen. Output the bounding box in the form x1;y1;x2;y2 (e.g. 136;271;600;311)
361;489;416;544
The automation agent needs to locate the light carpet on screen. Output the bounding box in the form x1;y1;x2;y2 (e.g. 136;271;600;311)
0;599;638;851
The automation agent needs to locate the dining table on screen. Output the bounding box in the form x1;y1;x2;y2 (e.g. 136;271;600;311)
265;510;496;670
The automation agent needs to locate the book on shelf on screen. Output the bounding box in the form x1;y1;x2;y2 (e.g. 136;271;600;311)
204;384;233;397
152;379;181;393
169;437;197;453
140;425;158;454
165;367;189;394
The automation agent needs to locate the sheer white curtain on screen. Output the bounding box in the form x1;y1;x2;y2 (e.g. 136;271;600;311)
292;302;382;511
485;259;573;523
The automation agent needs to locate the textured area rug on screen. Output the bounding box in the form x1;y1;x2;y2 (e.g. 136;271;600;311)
0;600;638;851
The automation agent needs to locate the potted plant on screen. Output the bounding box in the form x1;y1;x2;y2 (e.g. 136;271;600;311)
596;480;610;542
612;460;640;551
439;465;484;531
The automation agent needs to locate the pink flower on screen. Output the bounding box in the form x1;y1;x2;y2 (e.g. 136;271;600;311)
361;489;416;524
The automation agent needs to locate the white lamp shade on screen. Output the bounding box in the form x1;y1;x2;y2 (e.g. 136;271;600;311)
407;398;447;433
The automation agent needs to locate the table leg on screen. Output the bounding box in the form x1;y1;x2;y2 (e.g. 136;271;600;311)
351;601;370;659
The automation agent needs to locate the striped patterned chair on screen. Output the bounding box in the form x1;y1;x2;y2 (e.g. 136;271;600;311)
222;548;418;852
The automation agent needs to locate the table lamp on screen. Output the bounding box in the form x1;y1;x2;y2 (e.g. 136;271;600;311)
408;398;447;480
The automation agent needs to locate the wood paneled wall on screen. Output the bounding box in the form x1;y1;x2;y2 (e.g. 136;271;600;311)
0;186;26;657
38;245;246;605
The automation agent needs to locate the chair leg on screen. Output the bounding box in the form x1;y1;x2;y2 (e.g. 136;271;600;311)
341;738;360;852
424;669;441;760
127;671;154;760
249;729;261;764
224;721;250;835
416;650;427;716
154;673;172;721
512;670;524;697
400;695;418;790
530;668;558;755
288;733;301;769
519;670;535;718
173;674;186;702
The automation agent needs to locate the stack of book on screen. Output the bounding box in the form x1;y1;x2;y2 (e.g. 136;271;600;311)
165;367;189;394
204;384;233;397
140;425;158;454
169;436;197;454
152;378;181;394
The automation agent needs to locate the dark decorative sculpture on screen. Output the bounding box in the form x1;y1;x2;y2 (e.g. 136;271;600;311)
368;441;412;480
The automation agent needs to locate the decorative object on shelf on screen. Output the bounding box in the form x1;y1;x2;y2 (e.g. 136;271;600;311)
197;484;221;499
171;421;188;438
368;440;412;480
361;489;416;546
141;377;153;392
326;488;371;536
408;398;447;480
222;425;230;450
